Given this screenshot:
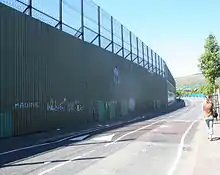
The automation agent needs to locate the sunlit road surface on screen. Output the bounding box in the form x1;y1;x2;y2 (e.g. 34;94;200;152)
0;100;202;175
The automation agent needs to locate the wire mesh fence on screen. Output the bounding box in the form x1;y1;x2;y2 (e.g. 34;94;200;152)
0;0;175;85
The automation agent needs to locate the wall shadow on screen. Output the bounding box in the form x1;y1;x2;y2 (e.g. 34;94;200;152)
0;100;185;167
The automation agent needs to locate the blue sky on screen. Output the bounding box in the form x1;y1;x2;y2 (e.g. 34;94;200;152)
16;0;220;78
93;0;220;77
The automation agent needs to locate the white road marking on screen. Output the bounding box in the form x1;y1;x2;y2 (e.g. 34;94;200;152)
38;156;82;175
43;162;51;165
38;150;95;175
69;134;90;141
166;120;192;123
105;114;176;147
92;134;115;142
104;119;165;147
0;143;51;156
0;111;177;156
0;128;101;156
159;125;170;128
166;119;198;175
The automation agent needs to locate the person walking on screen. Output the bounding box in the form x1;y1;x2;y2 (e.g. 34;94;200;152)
202;95;214;141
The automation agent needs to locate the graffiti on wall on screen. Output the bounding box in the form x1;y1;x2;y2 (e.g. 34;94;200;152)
14;102;40;109
66;100;84;112
12;98;84;112
47;98;66;112
47;98;84;112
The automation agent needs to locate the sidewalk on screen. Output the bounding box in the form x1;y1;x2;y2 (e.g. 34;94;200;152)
176;118;220;175
193;119;220;175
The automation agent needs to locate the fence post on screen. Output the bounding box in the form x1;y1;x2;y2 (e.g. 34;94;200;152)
158;56;160;75
142;41;144;67
28;0;32;16
147;45;150;70
111;16;114;53
151;49;154;72
158;56;161;75
98;6;101;47
136;37;139;64
154;52;157;74
59;0;62;30
121;24;124;58
130;31;132;61
81;0;84;41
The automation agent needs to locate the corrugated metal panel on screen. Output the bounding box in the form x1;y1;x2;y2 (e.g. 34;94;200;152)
0;112;12;138
0;3;171;138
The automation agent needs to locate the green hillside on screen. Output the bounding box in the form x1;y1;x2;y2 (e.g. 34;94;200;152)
175;73;220;89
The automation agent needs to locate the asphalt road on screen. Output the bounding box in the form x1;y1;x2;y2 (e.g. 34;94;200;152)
0;99;202;175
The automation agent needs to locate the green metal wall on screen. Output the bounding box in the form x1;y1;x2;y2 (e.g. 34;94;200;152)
0;3;169;138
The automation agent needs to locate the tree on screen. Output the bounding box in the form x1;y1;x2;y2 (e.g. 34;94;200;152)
197;85;207;94
176;89;183;97
197;82;218;95
199;83;212;95
198;34;220;93
176;88;190;97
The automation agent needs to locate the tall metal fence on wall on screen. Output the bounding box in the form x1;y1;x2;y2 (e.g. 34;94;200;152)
0;0;175;85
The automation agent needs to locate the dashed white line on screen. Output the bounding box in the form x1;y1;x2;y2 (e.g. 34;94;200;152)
104;119;165;147
166;120;192;123
159;125;170;128
0;143;51;156
38;150;95;175
166;119;198;175
104;110;192;147
38;156;82;175
43;161;51;165
104;114;177;148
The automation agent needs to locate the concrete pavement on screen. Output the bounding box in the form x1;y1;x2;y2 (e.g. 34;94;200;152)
0;100;184;154
176;117;220;175
193;120;220;175
0;99;207;175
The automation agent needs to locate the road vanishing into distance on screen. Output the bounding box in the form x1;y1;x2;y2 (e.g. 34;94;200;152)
0;99;202;175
